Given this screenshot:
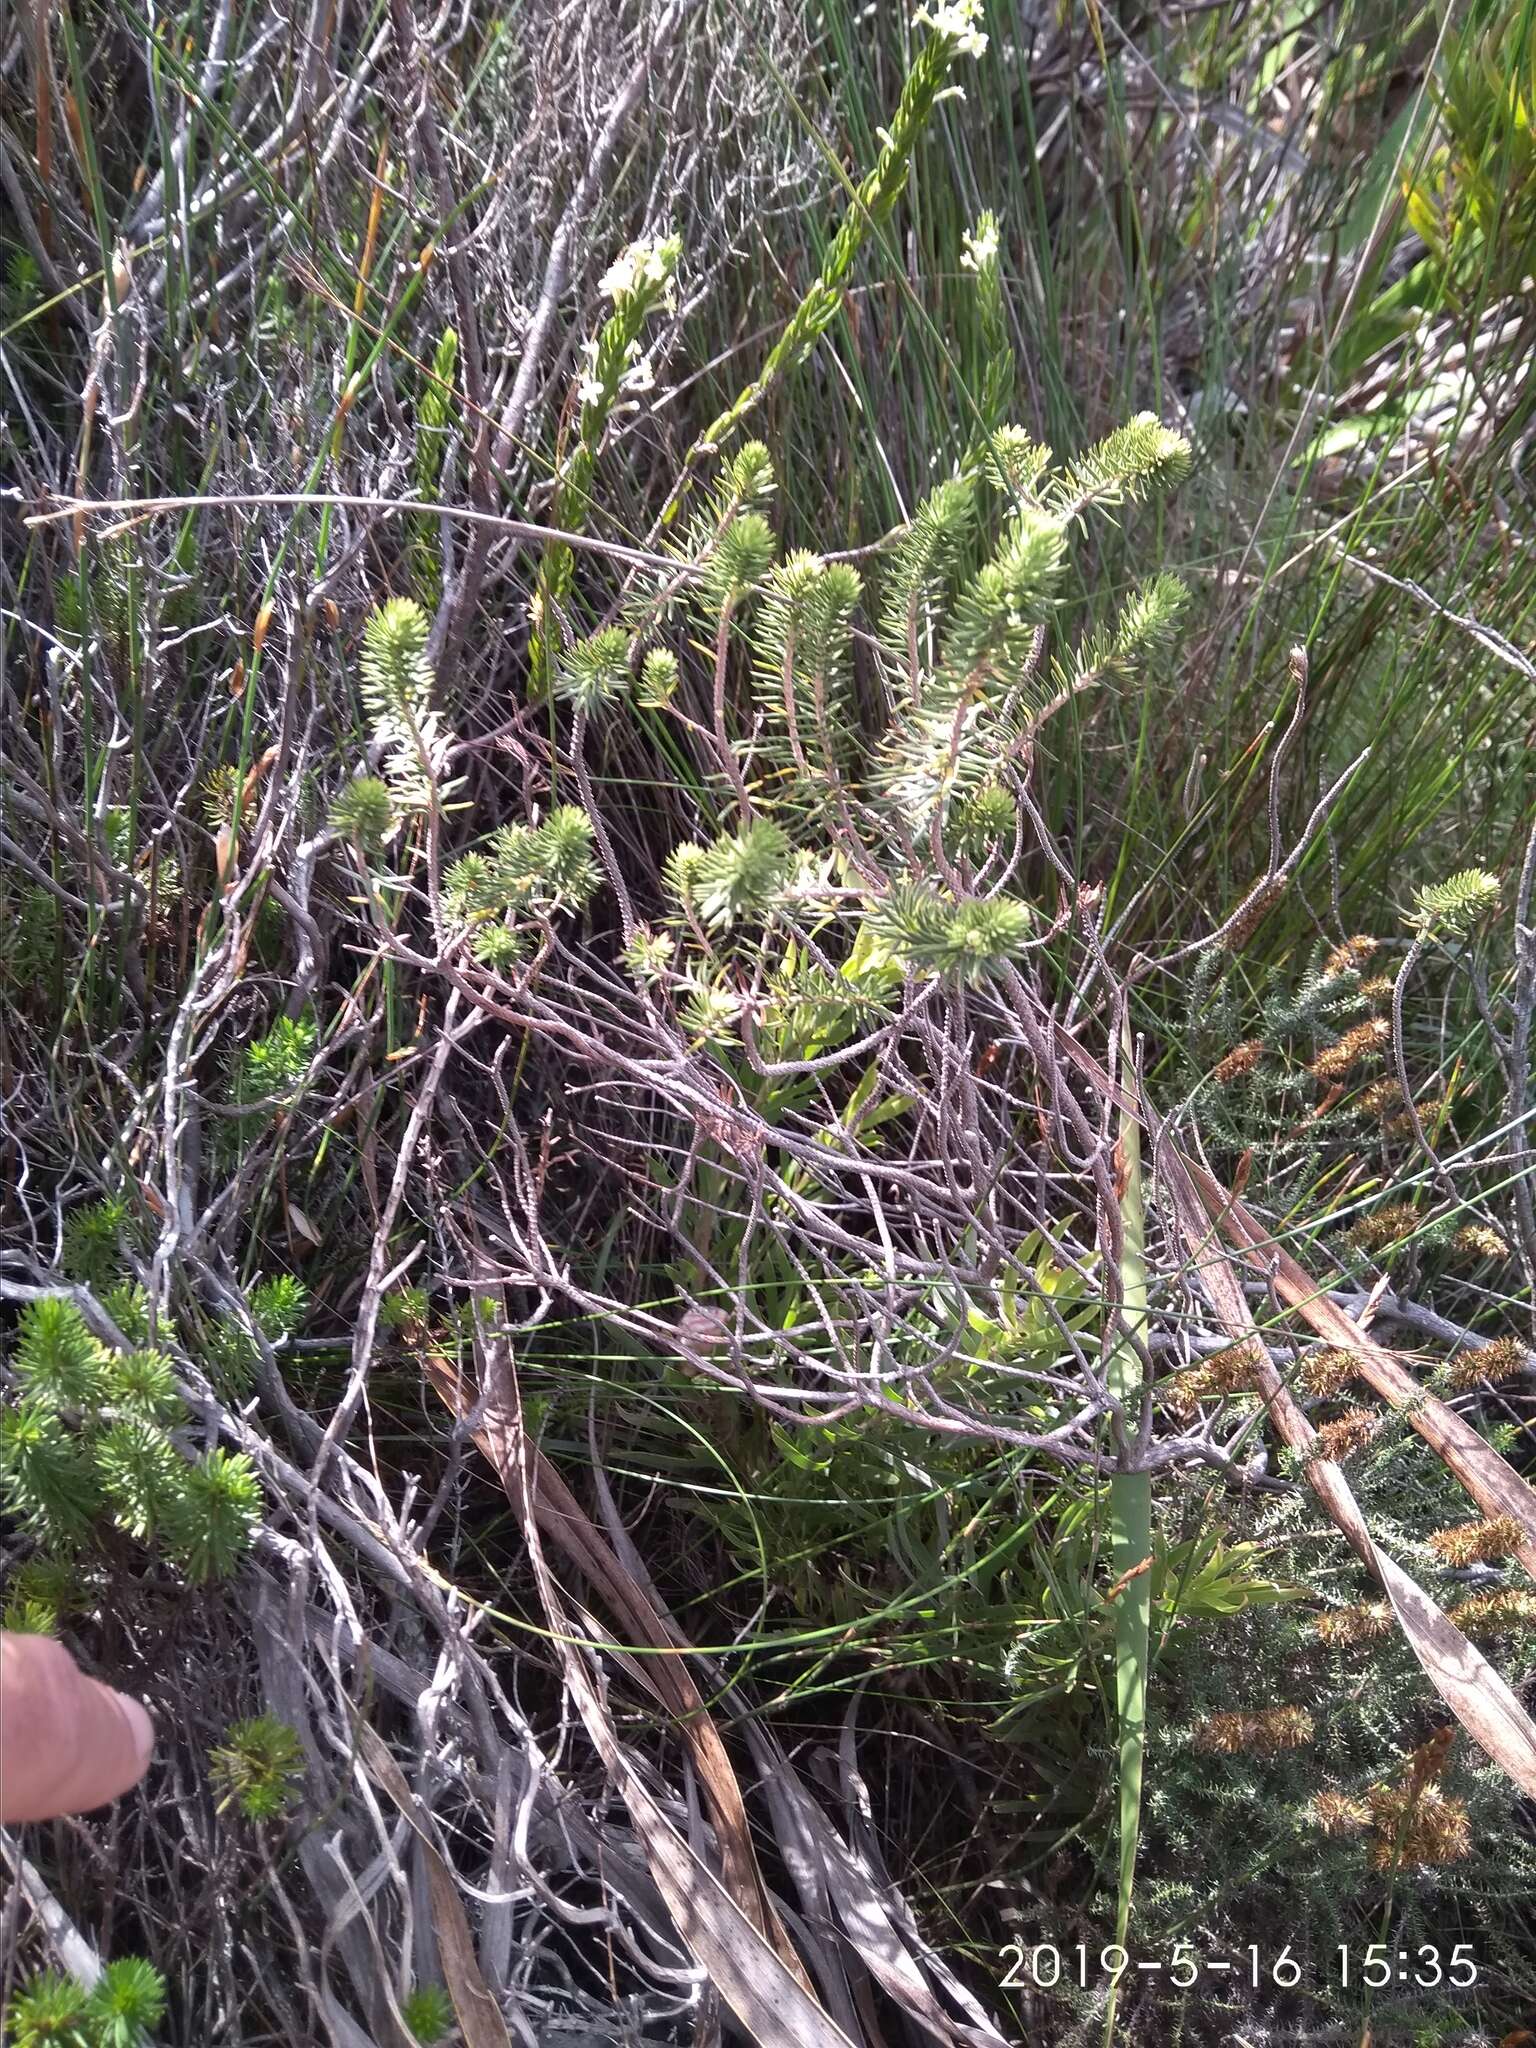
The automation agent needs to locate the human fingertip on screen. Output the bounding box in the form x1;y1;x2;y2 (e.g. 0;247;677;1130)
116;1691;155;1777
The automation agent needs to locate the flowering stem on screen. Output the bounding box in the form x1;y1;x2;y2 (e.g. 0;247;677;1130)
657;7;982;528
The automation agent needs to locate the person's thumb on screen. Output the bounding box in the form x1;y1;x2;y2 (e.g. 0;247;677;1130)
0;1632;155;1823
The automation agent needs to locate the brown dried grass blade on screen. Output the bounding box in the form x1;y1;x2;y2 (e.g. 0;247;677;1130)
354;1721;514;2048
424;1341;855;2048
752;1749;1011;2048
1184;1158;1536;1578
421;1335;813;1991
554;1599;860;2048
1160;1145;1536;1800
1048;1019;1536;1574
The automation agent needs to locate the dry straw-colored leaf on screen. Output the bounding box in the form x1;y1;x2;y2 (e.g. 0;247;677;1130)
1186;1156;1536;1579
1157;1141;1536;1801
1047;1017;1536;1800
354;1722;514;2048
422;1333;854;2045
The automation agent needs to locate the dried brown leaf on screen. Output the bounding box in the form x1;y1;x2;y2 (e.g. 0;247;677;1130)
1157;1143;1536;1801
354;1723;514;2048
422;1336;812;1991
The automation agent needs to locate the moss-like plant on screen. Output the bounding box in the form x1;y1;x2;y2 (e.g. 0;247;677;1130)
4;1958;166;2048
0;1299;261;1581
400;1984;455;2045
210;1714;305;1820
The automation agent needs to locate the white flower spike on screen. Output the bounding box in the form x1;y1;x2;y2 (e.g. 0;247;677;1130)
961;216;1000;272
914;0;988;58
598;234;682;305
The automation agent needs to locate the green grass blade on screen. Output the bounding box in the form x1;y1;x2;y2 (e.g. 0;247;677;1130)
1105;1022;1150;2045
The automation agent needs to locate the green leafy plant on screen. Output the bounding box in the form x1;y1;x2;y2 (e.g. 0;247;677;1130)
441;803;600;966
203;1276;309;1396
400;1984;455;2045
2;1554;81;1635
1409;866;1500;936
4;1958;166;2048
210;1714;305;1820
413;324;460;597
0;1300;261;1580
249;1275;309;1338
82;1961;167;2048
230;1015;317;1109
554;625;633;715
4;1970;95;2048
356;597;456;816
617;412;1190;1043
688;0;989;471
62;1198;143;1290
1404;9;1536;303
329;775;396;851
530;234;681;689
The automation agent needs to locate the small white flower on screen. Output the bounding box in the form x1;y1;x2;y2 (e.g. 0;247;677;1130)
914;0;987;57
622;353;656;394
639;237;681;287
961;215;1000;272
599;249;640;301
599;233;682;304
575;338;605;408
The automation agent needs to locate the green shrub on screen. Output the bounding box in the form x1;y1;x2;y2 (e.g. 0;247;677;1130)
401;1984;455;2045
210;1714;305;1821
4;1959;166;2048
1122;1434;1536;2037
0;1299;261;1582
